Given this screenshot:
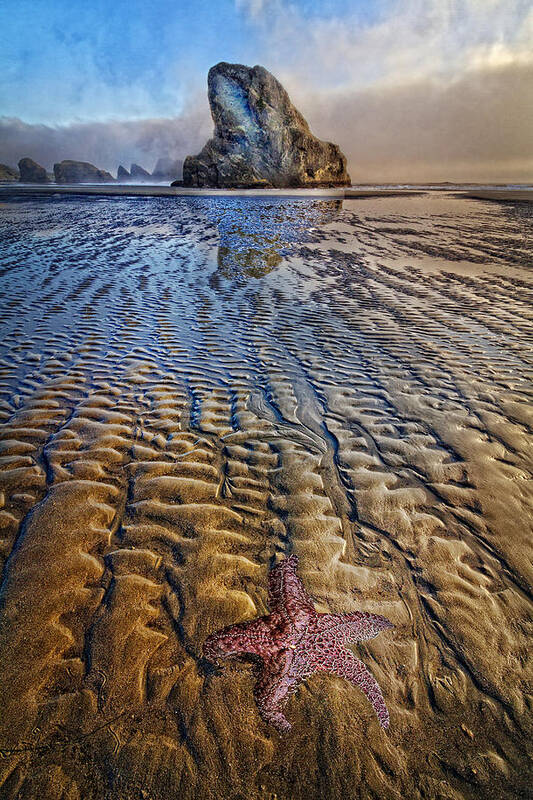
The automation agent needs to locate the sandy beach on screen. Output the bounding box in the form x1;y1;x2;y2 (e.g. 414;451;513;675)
0;192;531;800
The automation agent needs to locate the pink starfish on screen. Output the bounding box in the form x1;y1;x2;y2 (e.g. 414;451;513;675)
203;555;393;733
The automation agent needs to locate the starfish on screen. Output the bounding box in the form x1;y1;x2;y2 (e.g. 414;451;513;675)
203;554;393;733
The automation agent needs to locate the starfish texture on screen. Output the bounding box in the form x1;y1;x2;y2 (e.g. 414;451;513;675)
203;555;393;733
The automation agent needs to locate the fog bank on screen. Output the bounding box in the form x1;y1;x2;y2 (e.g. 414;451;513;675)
0;105;211;176
1;62;531;183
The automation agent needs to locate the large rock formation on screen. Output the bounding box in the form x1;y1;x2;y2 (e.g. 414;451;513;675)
0;164;19;182
152;157;183;181
18;157;49;183
130;163;151;180
117;165;131;181
54;160;115;184
183;62;350;188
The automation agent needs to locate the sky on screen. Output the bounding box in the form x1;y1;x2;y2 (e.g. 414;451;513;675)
0;0;532;181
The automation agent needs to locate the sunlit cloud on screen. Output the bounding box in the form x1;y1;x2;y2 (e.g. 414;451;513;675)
232;0;533;181
234;0;533;89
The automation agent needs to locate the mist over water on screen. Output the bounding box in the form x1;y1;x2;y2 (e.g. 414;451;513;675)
0;107;212;176
1;61;532;182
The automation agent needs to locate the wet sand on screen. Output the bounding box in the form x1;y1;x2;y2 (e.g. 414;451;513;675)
0;184;347;198
460;190;533;203
3;185;531;201
0;193;531;799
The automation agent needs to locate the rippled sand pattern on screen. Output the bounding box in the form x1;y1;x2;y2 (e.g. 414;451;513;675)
0;194;531;800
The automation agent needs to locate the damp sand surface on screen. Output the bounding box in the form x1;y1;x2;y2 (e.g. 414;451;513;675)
0;193;531;800
3;184;531;201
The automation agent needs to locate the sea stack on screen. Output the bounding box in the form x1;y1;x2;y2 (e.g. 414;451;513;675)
130;163;151;180
183;62;350;188
18;157;49;183
152;157;183;181
0;164;19;182
54;160;115;183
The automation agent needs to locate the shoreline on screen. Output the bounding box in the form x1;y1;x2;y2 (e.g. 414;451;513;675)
0;184;347;198
0;184;531;202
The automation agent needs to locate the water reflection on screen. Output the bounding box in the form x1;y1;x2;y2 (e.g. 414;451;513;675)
204;198;343;281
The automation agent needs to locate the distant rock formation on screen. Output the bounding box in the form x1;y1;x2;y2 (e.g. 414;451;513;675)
0;164;19;182
152;157;183;181
117;165;131;180
54;160;115;184
18;157;49;183
130;163;151;180
183;62;350;188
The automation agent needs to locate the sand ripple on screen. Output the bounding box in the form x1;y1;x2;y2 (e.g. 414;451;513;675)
0;194;531;799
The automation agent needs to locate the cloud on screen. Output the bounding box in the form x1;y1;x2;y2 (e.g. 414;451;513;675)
236;0;533;89
296;61;533;182
235;0;276;19
0;100;212;175
232;0;533;180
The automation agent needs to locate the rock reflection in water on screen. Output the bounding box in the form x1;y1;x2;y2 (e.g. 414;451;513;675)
206;197;342;280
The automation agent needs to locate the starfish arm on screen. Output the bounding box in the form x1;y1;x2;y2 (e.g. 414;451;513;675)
253;650;300;733
202;556;394;735
203;618;270;662
317;648;390;729
315;611;393;643
268;555;317;628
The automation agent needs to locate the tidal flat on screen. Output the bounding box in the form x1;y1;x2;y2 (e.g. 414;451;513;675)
0;193;531;799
